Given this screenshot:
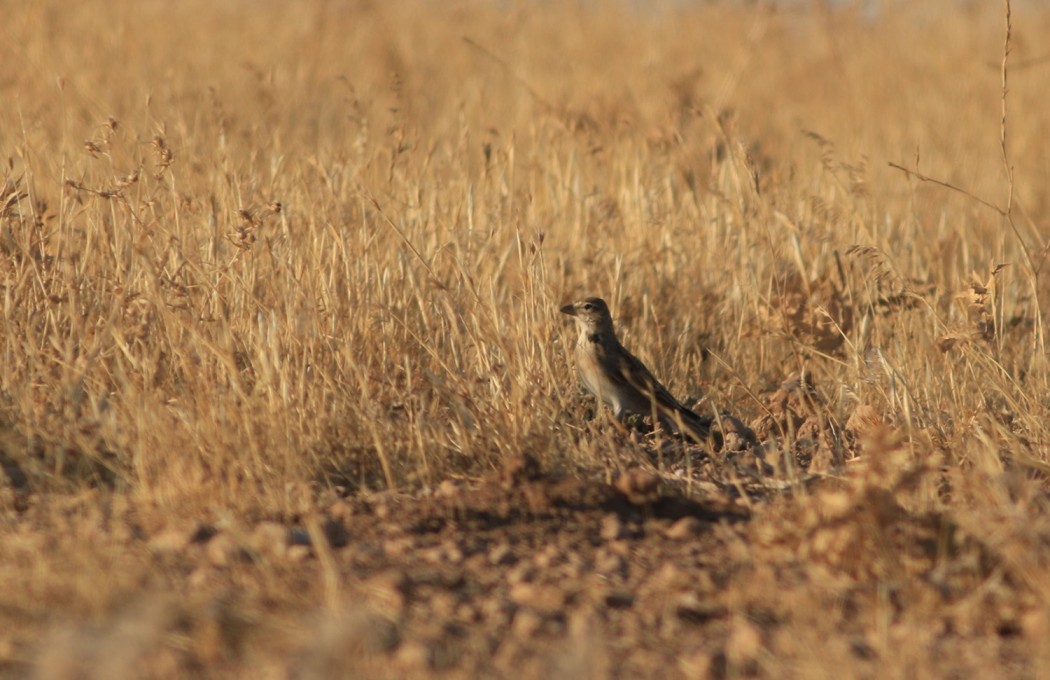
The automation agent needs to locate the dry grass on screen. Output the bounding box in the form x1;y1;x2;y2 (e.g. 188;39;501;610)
4;0;1050;677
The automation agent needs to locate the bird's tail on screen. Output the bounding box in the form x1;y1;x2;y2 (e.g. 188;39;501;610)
665;405;713;444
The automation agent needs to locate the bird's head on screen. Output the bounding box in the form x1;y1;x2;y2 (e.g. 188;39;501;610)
559;296;615;334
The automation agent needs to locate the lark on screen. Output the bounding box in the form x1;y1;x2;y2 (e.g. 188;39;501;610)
560;297;711;443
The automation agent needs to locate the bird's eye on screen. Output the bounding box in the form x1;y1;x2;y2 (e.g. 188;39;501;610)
582;303;593;310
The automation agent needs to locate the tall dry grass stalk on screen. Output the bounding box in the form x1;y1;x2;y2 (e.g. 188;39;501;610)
0;0;1042;504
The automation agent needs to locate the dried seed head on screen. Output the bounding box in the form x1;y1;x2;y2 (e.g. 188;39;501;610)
117;169;140;187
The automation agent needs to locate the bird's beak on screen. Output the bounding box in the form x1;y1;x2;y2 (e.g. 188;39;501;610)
559;303;577;316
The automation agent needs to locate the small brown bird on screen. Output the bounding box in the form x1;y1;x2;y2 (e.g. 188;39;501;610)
560;296;711;443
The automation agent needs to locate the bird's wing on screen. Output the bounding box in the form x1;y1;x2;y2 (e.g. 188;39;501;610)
604;342;711;441
614;348;683;410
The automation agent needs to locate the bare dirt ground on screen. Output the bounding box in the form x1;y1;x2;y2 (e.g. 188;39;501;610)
7;417;1047;679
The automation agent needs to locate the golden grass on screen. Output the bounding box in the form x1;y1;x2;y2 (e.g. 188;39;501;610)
3;0;1050;676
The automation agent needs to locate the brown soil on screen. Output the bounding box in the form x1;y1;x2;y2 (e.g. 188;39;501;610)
9;446;1037;679
317;457;748;678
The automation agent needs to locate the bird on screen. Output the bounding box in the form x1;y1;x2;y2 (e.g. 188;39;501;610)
560;296;711;443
